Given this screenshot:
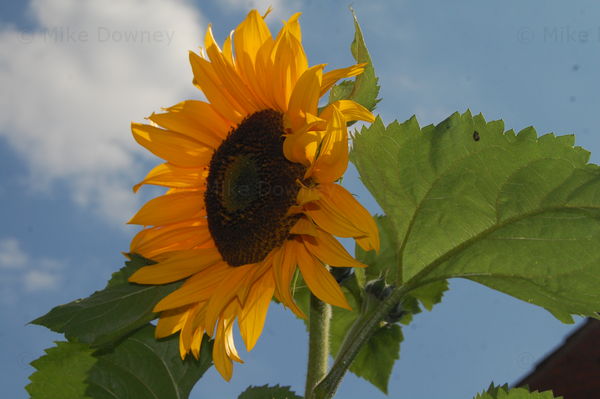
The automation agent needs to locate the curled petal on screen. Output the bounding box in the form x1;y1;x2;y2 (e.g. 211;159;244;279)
303;229;366;268
307;104;348;183
306;183;379;252
320;63;366;97
287;64;325;131
296;246;351;310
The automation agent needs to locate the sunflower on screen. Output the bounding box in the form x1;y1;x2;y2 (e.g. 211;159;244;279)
128;9;379;380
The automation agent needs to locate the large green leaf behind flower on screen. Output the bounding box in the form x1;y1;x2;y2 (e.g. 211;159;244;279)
351;111;600;323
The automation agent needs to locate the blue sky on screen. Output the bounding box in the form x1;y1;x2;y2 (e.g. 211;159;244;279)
1;0;598;398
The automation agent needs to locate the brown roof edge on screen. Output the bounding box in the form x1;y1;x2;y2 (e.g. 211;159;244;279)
513;318;600;388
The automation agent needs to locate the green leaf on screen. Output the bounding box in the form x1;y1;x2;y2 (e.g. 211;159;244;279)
478;383;510;398
332;308;402;395
473;384;562;399
289;215;445;393
409;279;448;311
351;111;600;323
86;324;212;399
31;254;181;347
355;215;449;313
328;9;380;111
105;253;153;287
27;341;96;399
355;215;401;285
315;285;402;394
291;229;427;394
238;384;302;399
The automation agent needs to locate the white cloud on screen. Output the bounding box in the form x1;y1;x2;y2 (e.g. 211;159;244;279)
0;237;65;298
23;270;61;292
0;0;205;226
216;0;301;20
0;238;28;269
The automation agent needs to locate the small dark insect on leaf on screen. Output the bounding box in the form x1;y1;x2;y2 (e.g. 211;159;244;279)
472;130;480;141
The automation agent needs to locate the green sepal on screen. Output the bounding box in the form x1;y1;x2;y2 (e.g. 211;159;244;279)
328;9;380;112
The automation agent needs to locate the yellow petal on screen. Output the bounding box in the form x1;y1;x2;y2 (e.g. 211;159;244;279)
153;100;232;142
149;102;230;148
132;123;214;168
296;185;321;205
224;319;242;363
296;246;351;310
155;306;189;338
330;99;375;123
130;222;211;260
222;31;234;65
306;104;348;183
235;255;273;307
133;163;207;193
233;11;276;109
190;327;205;359
320;64;366;97
213;319;234;381
283;12;303;42
128;191;205;226
271;26;308;110
179;303;200;356
286;64;325;131
303;229;366;268
153;261;230;312
272;241;305;318
289;216;318;236
283;124;321;166
203;264;255;334
234;9;273;71
204;25;261;113
317;183;380;251
128;247;221;284
238;272;274;351
189;51;244;124
251;39;277;108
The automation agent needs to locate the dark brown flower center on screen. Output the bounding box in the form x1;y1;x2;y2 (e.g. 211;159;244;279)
205;109;306;266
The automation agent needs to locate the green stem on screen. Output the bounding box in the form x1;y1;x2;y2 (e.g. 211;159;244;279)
313;284;411;399
305;294;331;399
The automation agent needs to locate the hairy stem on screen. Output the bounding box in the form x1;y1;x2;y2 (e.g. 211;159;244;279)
313;284;411;399
305;294;331;399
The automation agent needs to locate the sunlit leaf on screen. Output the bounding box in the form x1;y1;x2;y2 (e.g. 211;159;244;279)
26;341;95;399
473;383;562;399
352;111;600;323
